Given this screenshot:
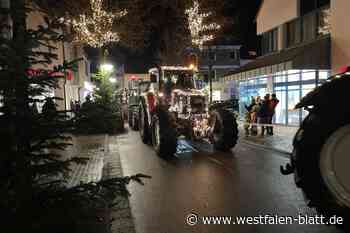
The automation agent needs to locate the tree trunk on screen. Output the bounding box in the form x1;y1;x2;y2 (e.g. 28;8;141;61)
10;0;32;223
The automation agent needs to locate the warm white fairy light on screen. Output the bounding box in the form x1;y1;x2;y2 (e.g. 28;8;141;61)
185;0;220;49
69;0;127;48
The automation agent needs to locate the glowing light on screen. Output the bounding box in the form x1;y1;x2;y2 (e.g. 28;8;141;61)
100;63;114;73
68;0;127;48
109;77;117;83
185;0;221;49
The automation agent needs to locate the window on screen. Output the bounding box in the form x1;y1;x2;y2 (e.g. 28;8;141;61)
300;0;330;15
286;19;301;48
230;50;237;60
274;90;287;124
288;85;301;126
319;71;329;80
302;12;317;42
262;28;278;55
274;73;286;83
318;7;331;36
287;71;300;82
302;84;316;119
302;70;316;80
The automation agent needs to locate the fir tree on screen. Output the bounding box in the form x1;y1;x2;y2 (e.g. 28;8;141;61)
75;68;124;134
0;1;148;232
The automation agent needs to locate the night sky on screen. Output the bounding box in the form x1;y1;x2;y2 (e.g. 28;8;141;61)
88;0;262;73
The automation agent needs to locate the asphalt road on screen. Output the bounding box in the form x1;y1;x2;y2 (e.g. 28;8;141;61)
117;129;342;233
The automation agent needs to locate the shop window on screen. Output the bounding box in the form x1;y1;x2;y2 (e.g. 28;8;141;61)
301;84;316;119
302;70;316;80
274;90;287;124
319;71;329;80
275;86;286;91
288;73;300;82
274;75;286;83
288;85;301;125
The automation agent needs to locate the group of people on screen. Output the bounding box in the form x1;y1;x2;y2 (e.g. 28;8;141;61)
244;93;279;136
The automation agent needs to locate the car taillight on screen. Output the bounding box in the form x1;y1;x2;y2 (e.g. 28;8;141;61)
147;93;156;112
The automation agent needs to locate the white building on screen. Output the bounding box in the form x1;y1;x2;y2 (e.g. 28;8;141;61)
1;0;93;111
26;3;92;111
223;0;333;125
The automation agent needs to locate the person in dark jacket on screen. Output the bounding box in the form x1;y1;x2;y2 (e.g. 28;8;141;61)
267;94;279;135
257;94;270;136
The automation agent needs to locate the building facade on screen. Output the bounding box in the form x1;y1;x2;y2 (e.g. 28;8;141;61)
26;5;92;111
0;1;92;112
185;45;250;101
331;0;350;73
222;0;332;125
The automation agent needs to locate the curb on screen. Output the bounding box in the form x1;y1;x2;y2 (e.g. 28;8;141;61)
106;135;137;233
239;138;292;158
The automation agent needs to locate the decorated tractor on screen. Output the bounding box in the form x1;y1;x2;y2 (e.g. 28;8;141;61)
281;71;350;230
138;66;238;157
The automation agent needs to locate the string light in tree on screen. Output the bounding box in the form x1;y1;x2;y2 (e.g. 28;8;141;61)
69;0;127;48
185;0;221;49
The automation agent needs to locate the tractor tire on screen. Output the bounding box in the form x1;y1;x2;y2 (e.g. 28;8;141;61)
138;104;151;144
211;109;238;152
293;112;350;230
151;108;177;158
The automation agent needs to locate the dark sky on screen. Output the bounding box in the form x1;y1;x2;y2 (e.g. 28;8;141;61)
91;0;262;73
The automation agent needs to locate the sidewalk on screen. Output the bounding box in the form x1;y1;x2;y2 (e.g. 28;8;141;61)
238;122;297;155
63;134;136;233
65;135;108;187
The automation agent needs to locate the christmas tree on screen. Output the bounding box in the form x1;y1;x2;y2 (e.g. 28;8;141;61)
0;1;147;232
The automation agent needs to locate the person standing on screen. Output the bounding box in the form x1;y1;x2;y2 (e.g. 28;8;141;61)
250;96;261;136
244;97;256;135
257;94;270;136
267;94;279;135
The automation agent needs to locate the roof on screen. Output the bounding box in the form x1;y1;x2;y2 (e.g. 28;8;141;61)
224;36;331;77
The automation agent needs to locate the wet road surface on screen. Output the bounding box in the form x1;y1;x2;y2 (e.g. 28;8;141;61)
117;129;342;233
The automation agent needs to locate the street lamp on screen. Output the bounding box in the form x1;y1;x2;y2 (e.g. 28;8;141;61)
189;64;195;70
109;77;117;83
100;63;114;73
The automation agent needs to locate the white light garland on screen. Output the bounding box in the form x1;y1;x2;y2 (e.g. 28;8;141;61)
185;0;220;49
69;0;127;48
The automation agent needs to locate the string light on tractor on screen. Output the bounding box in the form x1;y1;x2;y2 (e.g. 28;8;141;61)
185;0;221;49
68;0;127;48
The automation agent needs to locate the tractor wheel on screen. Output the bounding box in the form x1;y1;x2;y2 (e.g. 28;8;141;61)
211;109;238;152
293;112;350;229
152;109;177;158
138;104;151;144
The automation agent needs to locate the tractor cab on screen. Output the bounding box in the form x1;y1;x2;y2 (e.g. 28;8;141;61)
149;66;200;94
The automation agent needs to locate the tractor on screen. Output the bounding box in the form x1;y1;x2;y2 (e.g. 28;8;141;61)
281;70;350;230
138;66;238;157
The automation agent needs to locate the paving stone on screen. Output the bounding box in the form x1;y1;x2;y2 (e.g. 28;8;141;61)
65;135;107;188
104;135;136;233
238;122;297;154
